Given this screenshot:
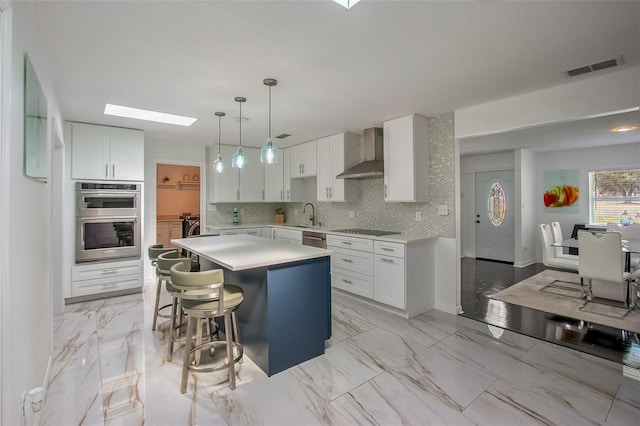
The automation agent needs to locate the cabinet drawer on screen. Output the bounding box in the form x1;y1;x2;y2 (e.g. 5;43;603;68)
71;274;142;297
272;228;302;242
331;247;373;275
72;259;142;282
331;270;373;299
327;235;373;252
374;241;405;257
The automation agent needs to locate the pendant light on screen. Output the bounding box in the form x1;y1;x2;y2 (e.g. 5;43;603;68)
213;112;225;173
231;96;247;169
260;78;279;164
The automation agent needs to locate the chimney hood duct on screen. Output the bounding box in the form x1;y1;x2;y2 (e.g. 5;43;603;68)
336;127;384;179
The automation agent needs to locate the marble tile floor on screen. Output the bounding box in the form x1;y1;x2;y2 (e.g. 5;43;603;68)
41;277;640;425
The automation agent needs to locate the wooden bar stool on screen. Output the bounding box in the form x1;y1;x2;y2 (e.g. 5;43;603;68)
170;261;244;393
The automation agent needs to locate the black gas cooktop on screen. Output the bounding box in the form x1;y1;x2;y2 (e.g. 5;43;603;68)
330;228;400;236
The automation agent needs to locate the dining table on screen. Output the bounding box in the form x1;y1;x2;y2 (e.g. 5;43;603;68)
553;238;640;271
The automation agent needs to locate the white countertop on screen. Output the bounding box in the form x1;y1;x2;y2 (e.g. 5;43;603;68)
206;223;437;244
171;234;332;271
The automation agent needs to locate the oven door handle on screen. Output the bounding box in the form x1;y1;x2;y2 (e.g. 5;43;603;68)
77;216;138;224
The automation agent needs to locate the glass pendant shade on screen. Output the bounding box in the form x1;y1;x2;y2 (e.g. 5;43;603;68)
232;97;247;169
260;78;279;164
213;153;224;173
260;139;278;164
232;146;246;168
213;111;225;173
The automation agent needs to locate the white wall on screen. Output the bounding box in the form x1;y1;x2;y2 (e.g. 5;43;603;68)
143;139;207;278
536;142;640;259
515;149;537;267
0;3;64;424
455;66;640;139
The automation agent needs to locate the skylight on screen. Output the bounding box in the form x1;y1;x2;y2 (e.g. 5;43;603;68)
104;104;198;126
332;0;361;10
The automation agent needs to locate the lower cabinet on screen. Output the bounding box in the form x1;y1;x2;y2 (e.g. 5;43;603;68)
373;241;406;309
71;258;142;298
157;220;182;248
328;234;433;317
272;228;302;244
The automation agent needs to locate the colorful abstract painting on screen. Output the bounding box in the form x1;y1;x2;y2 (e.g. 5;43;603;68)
543;169;579;213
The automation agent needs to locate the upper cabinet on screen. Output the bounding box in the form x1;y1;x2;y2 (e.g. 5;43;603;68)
211;146;264;203
316;133;360;202
383;114;429;202
71;122;144;181
265;147;303;202
290;140;317;178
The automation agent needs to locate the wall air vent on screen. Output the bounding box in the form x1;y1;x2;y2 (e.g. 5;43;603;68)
566;56;623;77
275;133;291;139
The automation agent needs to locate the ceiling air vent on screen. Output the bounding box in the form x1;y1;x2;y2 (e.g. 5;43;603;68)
275;133;291;139
566;56;623;77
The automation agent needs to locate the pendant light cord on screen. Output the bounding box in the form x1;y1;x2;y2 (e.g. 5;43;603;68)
239;100;242;148
268;85;272;140
218;114;222;154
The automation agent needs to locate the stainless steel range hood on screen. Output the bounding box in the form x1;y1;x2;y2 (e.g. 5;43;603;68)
336;127;383;179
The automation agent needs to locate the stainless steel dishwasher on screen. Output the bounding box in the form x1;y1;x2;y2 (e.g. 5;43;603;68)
302;231;326;249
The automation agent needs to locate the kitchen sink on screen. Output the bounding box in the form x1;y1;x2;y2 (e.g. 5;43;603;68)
290;225;311;228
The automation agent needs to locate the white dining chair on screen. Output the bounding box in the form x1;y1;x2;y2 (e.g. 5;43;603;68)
606;222;640;270
550;222;578;260
577;230;634;314
539;224;579;271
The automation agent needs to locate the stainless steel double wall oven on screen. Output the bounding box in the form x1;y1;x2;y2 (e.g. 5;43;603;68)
75;182;142;263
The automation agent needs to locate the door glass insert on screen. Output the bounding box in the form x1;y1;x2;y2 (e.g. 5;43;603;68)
487;182;506;226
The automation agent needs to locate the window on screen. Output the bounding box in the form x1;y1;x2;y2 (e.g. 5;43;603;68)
487;181;507;226
589;169;640;224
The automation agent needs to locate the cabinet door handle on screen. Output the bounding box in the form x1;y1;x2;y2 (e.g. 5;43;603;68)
287;190;290;200
101;268;118;275
280;190;283;200
301;163;304;174
342;241;352;245
325;187;328;198
341;279;353;285
112;164;115;178
384;184;388;198
381;247;394;252
341;258;353;263
105;164;109;178
102;282;118;288
236;190;240;201
380;258;394;263
262;190;265;200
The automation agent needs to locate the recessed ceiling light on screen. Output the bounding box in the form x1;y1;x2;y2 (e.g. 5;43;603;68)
104;104;197;126
332;0;361;10
611;125;638;132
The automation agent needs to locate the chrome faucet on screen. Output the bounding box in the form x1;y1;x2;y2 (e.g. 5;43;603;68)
303;202;316;226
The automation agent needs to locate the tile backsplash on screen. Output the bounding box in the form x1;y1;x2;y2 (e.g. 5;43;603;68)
206;113;455;237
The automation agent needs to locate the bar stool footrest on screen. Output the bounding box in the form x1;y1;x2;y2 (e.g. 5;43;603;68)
187;341;243;373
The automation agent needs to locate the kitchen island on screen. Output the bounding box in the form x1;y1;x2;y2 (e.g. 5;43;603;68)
171;234;332;376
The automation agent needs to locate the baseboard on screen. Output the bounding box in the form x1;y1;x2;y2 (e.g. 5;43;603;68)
33;352;52;426
434;302;460;315
513;259;537;268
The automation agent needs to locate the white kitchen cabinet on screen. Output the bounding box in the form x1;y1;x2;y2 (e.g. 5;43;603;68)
290;140;317;178
71;122;144;181
383;114;429;202
70;258;142;299
272;227;302;244
157;220;182;249
373;241;406;309
327;234;374;298
239;147;264;202
212;146;264;202
219;227;263;236
316;133;360;202
283;148;303;202
264;158;284;202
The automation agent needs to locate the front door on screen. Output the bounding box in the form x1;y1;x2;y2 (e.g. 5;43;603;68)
475;170;515;263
